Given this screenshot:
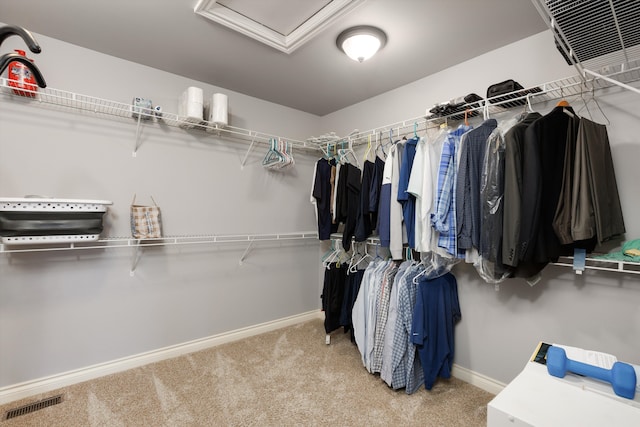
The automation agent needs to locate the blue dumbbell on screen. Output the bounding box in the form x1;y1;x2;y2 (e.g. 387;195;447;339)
546;345;636;399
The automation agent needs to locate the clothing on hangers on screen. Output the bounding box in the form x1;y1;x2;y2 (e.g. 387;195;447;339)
519;106;596;275
354;159;376;241
311;157;338;240
321;261;348;334
502;112;542;268
411;272;460;391
431;125;472;256
456;119;497;253
571;118;625;243
341;162;362;251
476;116;520;283
383;262;426;394
397;137;420;249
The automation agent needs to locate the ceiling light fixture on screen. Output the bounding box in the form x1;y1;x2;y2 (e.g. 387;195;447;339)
336;25;387;62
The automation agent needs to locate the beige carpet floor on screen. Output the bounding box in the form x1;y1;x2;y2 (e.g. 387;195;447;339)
0;318;494;426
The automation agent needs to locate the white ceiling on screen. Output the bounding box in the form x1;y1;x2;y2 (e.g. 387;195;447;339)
0;0;549;116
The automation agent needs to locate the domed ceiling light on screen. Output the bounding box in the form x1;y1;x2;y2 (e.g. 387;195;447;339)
336;25;387;62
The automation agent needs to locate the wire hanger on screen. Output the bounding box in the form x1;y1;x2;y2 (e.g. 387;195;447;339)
557;87;570;107
577;85;610;125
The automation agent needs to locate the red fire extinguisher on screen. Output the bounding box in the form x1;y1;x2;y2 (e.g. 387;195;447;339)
8;49;38;97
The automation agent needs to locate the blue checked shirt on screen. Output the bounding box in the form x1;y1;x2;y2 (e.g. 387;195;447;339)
371;261;400;373
390;264;425;394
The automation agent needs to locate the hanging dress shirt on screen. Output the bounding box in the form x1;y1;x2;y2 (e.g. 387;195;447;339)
388;264;426;394
397;137;419;249
389;142;407;260
432;125;471;256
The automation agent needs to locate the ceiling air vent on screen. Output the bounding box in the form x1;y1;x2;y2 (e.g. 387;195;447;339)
194;0;365;53
533;0;640;69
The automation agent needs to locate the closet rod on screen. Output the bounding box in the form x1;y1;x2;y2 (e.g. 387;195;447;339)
0;78;320;153
583;68;640;97
330;234;640;277
0;232;319;254
334;65;640;149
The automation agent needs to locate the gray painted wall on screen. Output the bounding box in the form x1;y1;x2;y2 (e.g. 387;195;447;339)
0;32;323;387
321;31;640;385
2;28;639;391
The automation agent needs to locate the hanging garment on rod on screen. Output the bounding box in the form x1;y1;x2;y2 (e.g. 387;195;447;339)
381;261;426;394
352;257;389;370
456;119;497;254
431;125;472;256
411;271;461;391
397;136;420;250
519;105;597;275
369;260;402;374
370;155;386;227
476;116;520;283
408;127;449;255
390;140;408;260
321;261;348;334
332;161;341;223
502;112;542;269
354;159;376;242
340;162;362;251
377;142;406;259
339;267;366;341
311;157;338;240
571;118;625;244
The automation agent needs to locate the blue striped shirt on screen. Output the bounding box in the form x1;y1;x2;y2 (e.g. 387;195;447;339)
431;126;471;255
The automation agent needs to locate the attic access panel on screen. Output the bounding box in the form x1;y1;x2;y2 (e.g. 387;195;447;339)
194;0;365;53
534;0;640;69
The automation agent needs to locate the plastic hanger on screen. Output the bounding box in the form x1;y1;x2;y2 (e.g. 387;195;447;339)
263;139;295;170
363;134;373;163
412;263;427;284
262;139;282;166
525;93;534;113
339;138;360;168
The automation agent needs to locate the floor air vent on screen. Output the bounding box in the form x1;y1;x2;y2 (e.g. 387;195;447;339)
4;394;64;420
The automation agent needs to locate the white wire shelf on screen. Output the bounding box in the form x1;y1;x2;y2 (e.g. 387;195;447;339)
322;62;640;149
327;233;640;277
553;255;640;276
0;78;320;153
0;231;319;254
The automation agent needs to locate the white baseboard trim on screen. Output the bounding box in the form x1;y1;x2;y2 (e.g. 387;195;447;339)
452;364;506;395
0;310;323;405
